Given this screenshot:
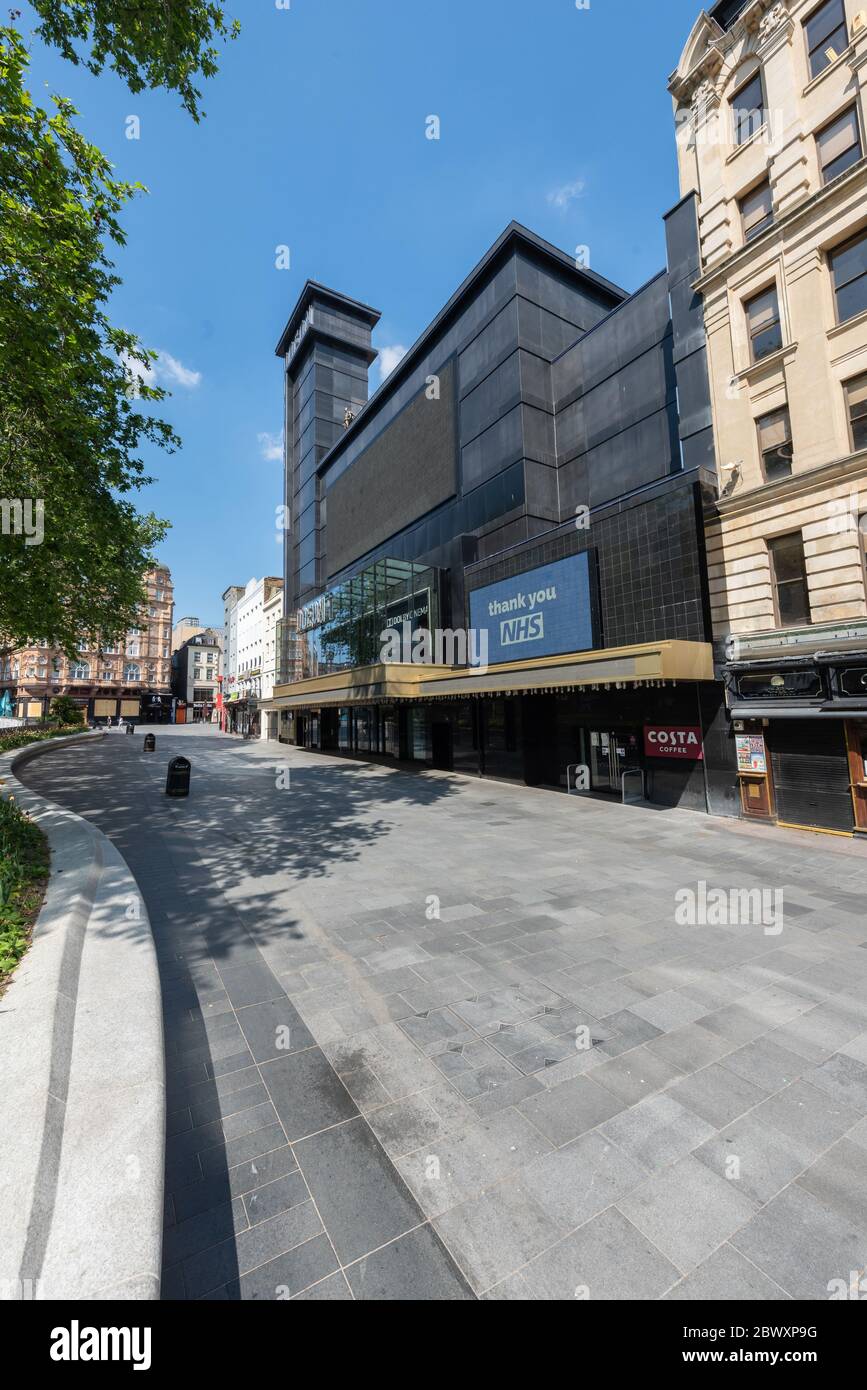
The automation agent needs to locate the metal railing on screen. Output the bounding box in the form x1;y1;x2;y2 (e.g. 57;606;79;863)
622;769;646;805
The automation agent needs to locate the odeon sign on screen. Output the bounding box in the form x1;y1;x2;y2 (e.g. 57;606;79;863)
297;595;334;631
643;725;704;760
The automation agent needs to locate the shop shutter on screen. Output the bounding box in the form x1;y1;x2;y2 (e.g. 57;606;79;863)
769;720;854;832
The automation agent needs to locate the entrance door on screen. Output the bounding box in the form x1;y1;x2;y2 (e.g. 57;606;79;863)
431;721;453;771
587;730;641;794
846;721;867;832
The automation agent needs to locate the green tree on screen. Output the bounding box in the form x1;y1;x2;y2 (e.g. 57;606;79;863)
28;1;240;122
0;7;238;658
48;695;85;727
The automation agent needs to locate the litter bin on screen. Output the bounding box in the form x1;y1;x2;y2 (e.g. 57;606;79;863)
126;723;135;736
166;756;191;798
143;733;156;752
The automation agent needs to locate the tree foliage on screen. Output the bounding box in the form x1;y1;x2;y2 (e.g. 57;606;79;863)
0;25;174;656
0;5;238;657
28;0;239;121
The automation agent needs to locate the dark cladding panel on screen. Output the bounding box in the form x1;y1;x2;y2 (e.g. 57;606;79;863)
665;194;716;475
585;409;678;507
326;359;458;578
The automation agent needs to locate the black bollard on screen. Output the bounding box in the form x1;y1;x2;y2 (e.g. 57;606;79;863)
143;733;156;752
165;756;191;798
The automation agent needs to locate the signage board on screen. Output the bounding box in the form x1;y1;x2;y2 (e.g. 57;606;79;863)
383;588;431;632
468;553;595;666
644;725;704;760
736;733;767;774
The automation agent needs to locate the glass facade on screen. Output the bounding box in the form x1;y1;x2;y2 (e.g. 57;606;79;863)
277;557;442;682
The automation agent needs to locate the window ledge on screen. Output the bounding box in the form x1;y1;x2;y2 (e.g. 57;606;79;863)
828;306;867;342
726;124;770;165
735;341;798;384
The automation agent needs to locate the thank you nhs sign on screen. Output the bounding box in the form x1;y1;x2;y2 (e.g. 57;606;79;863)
469;553;595;666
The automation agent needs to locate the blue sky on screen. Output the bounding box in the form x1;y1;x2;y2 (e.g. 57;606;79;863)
22;0;701;625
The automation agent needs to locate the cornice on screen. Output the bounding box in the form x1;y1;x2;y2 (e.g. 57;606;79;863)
693;158;867;293
706;449;867;519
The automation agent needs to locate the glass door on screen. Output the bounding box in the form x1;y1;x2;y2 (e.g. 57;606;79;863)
588;730;615;792
587;730;641;793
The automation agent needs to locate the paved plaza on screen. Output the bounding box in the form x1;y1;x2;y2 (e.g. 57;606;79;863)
21;727;867;1301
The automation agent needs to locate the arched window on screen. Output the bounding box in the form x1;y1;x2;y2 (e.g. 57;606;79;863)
124;663;141;682
71;661;90;681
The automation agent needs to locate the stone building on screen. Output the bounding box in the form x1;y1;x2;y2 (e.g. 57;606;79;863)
0;565;175;724
671;0;867;833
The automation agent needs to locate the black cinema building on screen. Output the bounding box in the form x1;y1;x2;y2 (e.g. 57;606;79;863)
266;203;739;817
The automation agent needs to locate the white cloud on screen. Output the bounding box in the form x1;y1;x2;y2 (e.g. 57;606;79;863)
120;348;201;394
258;431;283;462
378;344;408;382
157;351;202;389
547;178;586;211
120;349;156;395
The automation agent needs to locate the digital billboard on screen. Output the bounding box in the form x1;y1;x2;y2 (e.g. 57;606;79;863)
468;552;595;666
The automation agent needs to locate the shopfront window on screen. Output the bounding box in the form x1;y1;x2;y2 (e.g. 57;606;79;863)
355;707;373;753
381;707;400;758
768;532;812;627
338;708;352;751
409;707;431;762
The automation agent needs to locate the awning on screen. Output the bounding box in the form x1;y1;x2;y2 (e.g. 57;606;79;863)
269;639;715;710
730;704;867;720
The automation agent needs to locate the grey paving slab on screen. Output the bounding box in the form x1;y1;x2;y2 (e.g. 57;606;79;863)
433;1177;563;1294
293;1271;353;1300
260;1048;358;1142
667;1063;769;1129
796;1138;867;1230
730;1183;867;1300
520;1207;681;1300
692;1115;806;1206
748;1080;863;1164
22;725;867;1301
346;1225;475;1300
520;1130;648;1230
591;1046;685;1106
664;1244;790;1301
803;1054;867;1113
598;1093;717;1174
235;999;317;1063
182;1202;323;1300
718;1036;807;1094
294;1117;424;1265
222;1232;339;1300
617;1155;759;1275
518;1076;626;1147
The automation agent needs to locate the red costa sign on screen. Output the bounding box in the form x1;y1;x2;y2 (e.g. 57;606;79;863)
644;725;704;760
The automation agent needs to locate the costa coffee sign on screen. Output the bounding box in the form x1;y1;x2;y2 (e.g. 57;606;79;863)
644;725;703;760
